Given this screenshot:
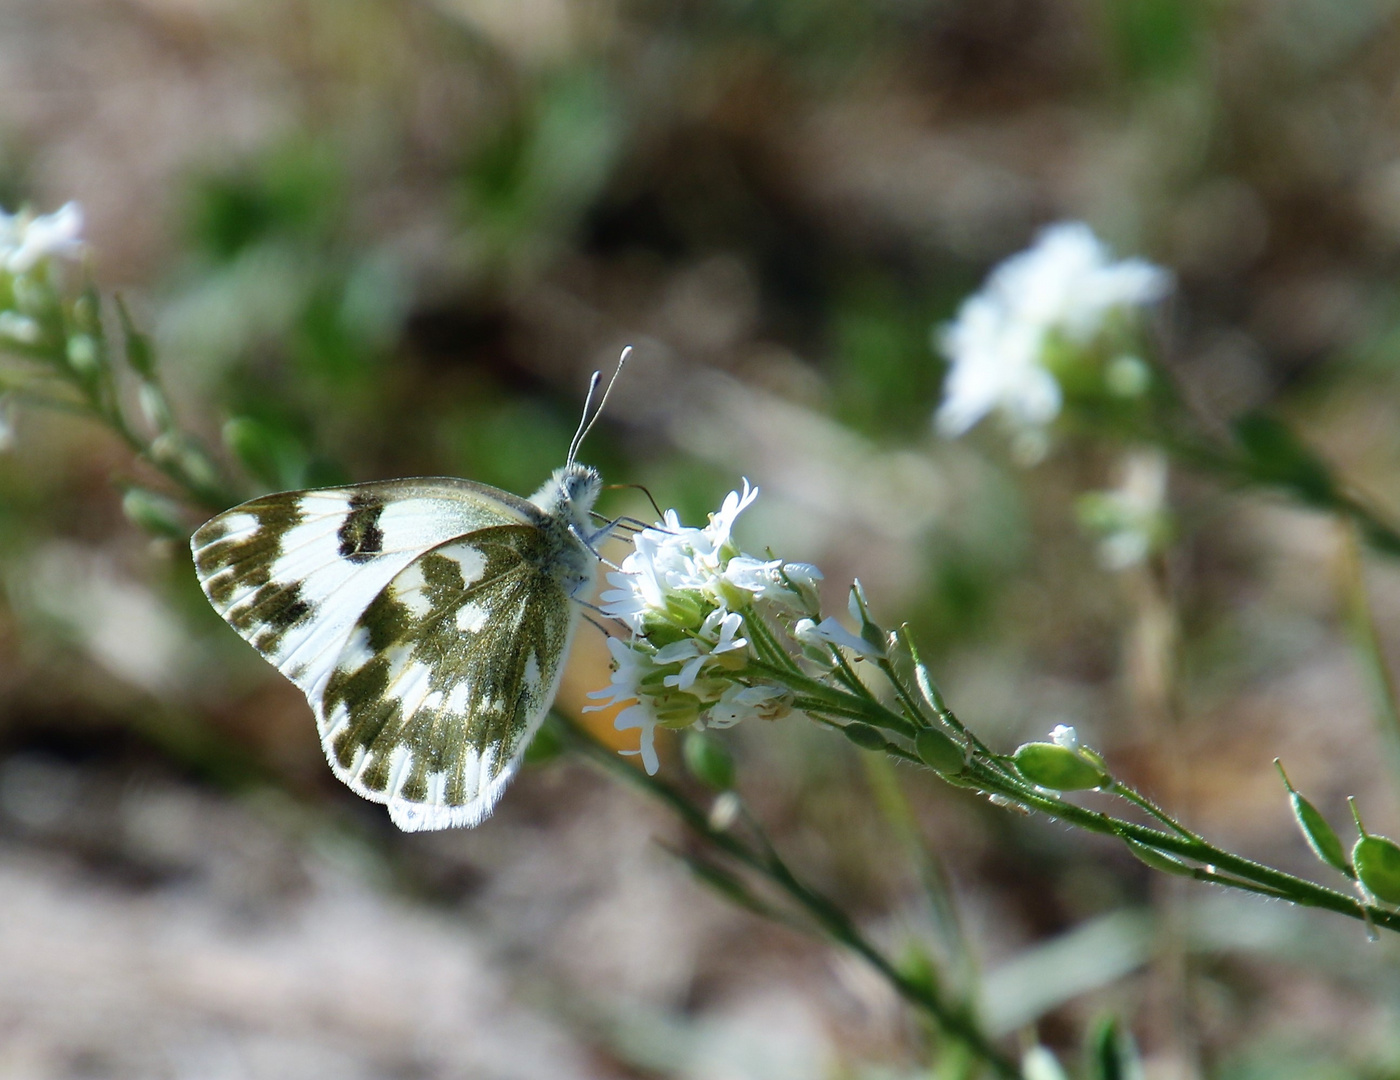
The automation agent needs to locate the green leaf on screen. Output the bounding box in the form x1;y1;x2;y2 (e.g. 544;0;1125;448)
683;730;735;791
1232;412;1335;506
116;295;156;378
223;416;310;490
1353;834;1400;904
1088;1016;1146;1080
1013;742;1108;790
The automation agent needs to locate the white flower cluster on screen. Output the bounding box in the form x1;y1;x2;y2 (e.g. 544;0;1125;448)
0;203;84;276
935;222;1170;451
0;202;85;351
588;481;822;773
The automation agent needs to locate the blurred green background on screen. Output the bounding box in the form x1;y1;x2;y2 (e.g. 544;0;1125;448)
4;0;1400;1076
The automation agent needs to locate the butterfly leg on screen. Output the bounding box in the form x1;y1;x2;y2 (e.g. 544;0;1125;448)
571;520;629;570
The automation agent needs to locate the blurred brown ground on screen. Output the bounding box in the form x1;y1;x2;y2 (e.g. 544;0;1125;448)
4;0;1400;1077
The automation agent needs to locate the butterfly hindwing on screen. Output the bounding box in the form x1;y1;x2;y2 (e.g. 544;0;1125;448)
318;526;578;830
191;478;540;701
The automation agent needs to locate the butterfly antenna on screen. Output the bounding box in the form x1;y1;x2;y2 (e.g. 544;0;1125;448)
604;482;664;521
566;370;605;467
569;345;632;464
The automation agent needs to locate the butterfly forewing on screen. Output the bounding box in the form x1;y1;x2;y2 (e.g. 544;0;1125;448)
191;479;538;701
318;525;577;830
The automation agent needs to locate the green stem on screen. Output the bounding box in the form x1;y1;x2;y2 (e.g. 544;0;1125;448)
1337;524;1400;790
560;717;1023;1078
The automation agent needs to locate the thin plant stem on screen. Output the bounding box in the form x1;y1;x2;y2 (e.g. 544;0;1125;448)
1336;522;1400;791
559;716;1024;1079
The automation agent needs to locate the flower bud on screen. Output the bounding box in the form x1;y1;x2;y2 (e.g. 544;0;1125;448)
1022;1046;1069;1080
848;580;888;658
914;727;964;774
663;590;707;630
1012;742;1108;790
654;691;704;729
842;723;889;751
66;333;101;377
1353;834;1400;905
683;730;735;791
138;382;173;433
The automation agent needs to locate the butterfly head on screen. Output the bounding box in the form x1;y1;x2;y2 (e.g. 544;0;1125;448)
532;462;603;526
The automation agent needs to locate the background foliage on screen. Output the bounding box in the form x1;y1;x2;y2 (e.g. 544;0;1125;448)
4;0;1400;1076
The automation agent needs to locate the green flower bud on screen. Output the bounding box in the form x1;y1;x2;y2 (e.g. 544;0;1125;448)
1276;761;1350;876
1012;742;1108;790
121;487;185;538
115;296;156;377
654;691;704;729
683;730;735;790
664;590;708;630
1353;834;1400;905
914;727;964;774
842;723;889;751
138;382;173;433
66;333;101;377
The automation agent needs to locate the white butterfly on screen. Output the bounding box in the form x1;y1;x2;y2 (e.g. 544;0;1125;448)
191;351;629;831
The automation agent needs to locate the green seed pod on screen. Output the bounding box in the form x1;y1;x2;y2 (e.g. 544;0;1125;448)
842;723;889;751
914;727;964;774
121;487;185;539
1012;742;1108;790
683;731;735;791
1275;762;1350;875
1123;839;1195;878
1353;834;1400;904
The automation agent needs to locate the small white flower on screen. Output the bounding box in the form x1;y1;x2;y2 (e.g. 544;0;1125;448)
794;616;884;660
722;555;823;612
615;702;661;775
2;202;85;275
600;480;766;632
584;638;664;774
935;221;1170;441
1049;724;1079;751
585;636;654;711
708;683;792;728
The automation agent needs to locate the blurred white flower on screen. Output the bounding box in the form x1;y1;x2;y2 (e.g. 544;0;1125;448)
1077;450;1170;570
0;311;40;345
1;202;85;275
1049;724;1079;751
935;221;1170;441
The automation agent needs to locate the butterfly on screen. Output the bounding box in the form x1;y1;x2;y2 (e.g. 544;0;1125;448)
191;350;630;831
